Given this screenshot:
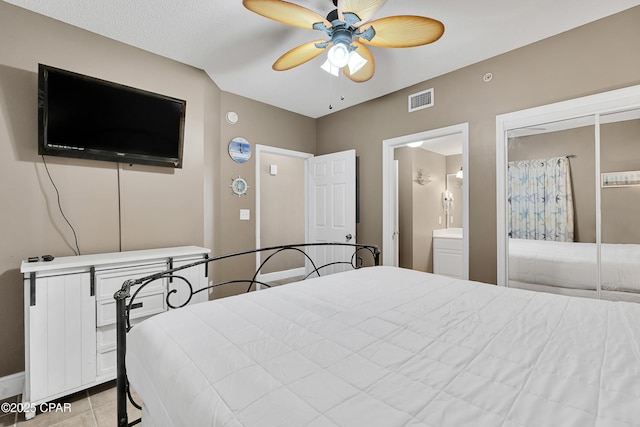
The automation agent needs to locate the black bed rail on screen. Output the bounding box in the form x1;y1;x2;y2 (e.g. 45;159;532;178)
115;242;379;427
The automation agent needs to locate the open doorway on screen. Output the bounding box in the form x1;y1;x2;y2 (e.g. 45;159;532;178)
382;123;469;279
255;144;312;282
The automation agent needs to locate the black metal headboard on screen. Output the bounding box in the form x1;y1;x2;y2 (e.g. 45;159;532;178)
114;242;380;426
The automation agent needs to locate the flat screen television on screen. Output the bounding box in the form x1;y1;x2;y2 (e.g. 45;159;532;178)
38;64;186;168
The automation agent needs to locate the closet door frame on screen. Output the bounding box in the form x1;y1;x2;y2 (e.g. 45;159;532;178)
496;84;640;288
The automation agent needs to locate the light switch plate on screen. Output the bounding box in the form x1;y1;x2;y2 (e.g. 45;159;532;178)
240;209;250;220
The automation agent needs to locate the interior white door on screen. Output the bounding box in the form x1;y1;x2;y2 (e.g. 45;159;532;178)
306;149;356;275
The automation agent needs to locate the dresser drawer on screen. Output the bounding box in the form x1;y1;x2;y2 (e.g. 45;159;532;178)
95;263;167;301
97;324;116;353
96;291;166;327
97;316;148;353
97;349;117;379
96;308;162;378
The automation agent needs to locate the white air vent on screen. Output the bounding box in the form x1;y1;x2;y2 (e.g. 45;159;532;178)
408;88;434;112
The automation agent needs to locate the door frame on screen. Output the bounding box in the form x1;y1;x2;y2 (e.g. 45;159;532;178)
382;123;469;279
254;144;313;281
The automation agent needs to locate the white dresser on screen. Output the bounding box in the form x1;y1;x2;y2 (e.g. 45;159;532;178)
20;246;210;418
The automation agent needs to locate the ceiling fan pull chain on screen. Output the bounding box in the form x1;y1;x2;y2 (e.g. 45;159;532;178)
328;68;334;110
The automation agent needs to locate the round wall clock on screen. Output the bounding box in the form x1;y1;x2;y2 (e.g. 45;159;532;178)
230;176;249;197
228;137;251;163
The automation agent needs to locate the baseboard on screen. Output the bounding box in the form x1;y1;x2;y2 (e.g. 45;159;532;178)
0;371;24;400
258;267;305;283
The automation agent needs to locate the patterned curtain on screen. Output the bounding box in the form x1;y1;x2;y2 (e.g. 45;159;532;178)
508;157;574;241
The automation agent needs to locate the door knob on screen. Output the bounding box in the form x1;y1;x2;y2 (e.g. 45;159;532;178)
346;234;353;242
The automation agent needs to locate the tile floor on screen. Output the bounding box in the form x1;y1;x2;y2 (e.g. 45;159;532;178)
0;381;141;427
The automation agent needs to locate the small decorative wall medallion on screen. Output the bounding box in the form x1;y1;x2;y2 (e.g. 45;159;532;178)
228;137;251;163
225;111;238;124
230;176;249;196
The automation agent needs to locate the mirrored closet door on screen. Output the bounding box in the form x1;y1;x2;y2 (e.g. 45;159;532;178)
599;108;640;302
506;116;598;298
496;85;640;302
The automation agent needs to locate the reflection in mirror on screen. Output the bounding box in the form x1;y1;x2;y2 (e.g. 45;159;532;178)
599;108;640;300
507;115;598;296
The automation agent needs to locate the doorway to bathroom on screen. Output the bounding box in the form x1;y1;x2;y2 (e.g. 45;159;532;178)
382;123;469;279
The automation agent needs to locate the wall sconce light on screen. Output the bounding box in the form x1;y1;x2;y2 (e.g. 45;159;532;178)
415;169;431;185
456;166;463;179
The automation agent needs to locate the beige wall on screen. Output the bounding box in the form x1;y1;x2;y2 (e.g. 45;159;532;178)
395;147;446;272
0;2;221;378
317;6;640;284
412;149;447;273
0;3;318;377
2;0;640;383
213;92;316;297
395;147;414;269
446;154;463;228
259;153;305;273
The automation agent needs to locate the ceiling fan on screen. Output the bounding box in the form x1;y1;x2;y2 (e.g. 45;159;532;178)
243;0;445;83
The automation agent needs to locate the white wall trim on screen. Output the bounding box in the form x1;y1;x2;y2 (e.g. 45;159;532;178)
0;371;24;400
382;123;469;280
495;84;640;286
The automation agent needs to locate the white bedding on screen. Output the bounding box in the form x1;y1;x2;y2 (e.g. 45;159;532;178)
127;266;640;427
509;238;640;293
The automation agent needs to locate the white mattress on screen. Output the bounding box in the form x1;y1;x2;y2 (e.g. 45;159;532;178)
509;238;640;292
127;266;640;427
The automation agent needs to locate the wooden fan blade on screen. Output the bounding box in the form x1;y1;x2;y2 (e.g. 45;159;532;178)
243;0;331;30
359;16;444;48
343;41;375;82
273;40;329;71
337;0;386;27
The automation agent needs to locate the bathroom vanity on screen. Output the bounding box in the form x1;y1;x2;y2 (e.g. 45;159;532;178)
433;228;463;278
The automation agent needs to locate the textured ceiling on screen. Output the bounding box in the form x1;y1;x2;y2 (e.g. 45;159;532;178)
5;0;640;118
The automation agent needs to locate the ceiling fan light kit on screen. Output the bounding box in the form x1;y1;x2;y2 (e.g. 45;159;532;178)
327;41;350;68
243;0;444;83
346;50;367;74
321;59;340;76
